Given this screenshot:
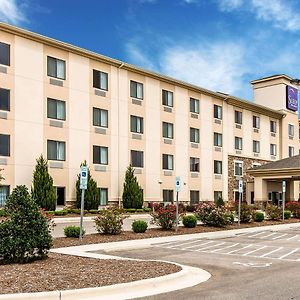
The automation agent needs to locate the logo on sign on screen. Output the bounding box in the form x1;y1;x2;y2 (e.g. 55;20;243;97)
286;86;298;111
80;166;88;190
175;176;181;192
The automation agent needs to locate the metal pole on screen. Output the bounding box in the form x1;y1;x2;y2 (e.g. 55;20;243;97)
282;191;285;221
79;189;85;240
175;191;179;233
238;191;241;226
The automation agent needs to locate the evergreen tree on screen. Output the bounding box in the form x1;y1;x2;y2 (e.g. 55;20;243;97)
0;168;4;184
32;155;57;211
122;165;143;209
75;161;99;210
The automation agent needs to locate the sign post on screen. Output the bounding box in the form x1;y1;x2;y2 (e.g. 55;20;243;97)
175;176;181;233
282;180;286;221
79;166;88;240
238;179;243;227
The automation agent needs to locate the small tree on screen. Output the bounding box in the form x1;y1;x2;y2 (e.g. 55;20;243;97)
122;165;143;209
0;185;53;263
76;161;99;210
0;168;4;183
32;155;57;211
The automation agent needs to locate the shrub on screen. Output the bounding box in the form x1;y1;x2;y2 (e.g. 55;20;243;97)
0;185;53;263
54;210;68;216
0;209;8;217
186;205;197;212
143;207;152;212
286;201;300;218
76;162;99;211
64;226;84;238
178;203;186;213
125;208;136;213
151;204;177;230
253;211;264;222
46;210;55;215
216;197;225;207
70;208;81;214
265;204;282;220
132;220;148;233
122;165;143;209
89;209;99;214
237;204;253;223
182;215;197;228
94;208;127;235
284;210;292;220
195;202;233;227
136;209;144;213
31;155;57;211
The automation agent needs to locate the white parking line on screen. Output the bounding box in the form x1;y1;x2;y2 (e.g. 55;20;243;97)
209;243;240;253
166;239;203;249
225;244;253;254
247;231;267;238
260;247;283;258
278;248;299;260
195;242;226;252
182;241;214;250
272;234;288;240
286;235;299;241
243;246;268;256
259;232;278;239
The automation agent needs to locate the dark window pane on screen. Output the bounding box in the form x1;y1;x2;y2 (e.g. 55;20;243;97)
0;134;10;156
0;88;10;111
47;57;56;78
93;69;100;89
0;42;10;66
93;146;100;164
131;150;144;168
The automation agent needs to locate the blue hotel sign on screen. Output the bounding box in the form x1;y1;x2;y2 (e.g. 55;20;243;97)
286;86;298;111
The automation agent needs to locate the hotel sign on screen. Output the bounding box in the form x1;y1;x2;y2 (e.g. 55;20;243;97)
286;86;298;111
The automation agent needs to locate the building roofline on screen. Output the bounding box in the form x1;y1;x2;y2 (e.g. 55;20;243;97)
250;74;293;85
0;22;285;119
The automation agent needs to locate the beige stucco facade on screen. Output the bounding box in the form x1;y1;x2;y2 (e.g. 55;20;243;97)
0;23;299;207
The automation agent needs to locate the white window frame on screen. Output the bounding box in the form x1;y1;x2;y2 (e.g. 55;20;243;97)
234;160;243;177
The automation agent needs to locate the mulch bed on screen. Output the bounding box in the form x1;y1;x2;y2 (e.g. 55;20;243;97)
53;218;300;248
0;253;181;294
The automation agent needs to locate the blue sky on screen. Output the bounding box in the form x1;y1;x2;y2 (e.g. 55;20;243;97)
1;0;300;100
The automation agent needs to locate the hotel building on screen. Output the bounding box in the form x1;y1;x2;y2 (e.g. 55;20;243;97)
0;23;299;207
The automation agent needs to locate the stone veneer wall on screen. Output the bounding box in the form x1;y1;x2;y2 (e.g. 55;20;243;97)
228;155;270;203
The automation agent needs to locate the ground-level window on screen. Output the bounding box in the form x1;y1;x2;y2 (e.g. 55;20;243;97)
190;190;199;205
234;190;243;202
163;189;173;203
0;185;9;207
214;191;222;203
99;188;108;206
234;161;243;176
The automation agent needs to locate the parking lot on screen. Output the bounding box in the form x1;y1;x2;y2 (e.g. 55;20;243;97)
111;226;300;300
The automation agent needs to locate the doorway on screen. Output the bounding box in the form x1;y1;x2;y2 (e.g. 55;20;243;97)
56;187;65;206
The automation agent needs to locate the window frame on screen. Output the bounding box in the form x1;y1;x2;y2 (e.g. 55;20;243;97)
234;137;243;150
190;157;200;172
47;56;66;80
0;185;9;207
93;69;108;91
234;110;243;125
93;107;108;128
253;140;260;153
270;120;277;133
190;98;199;114
47;98;66;121
130;115;144;134
288;124;295;137
163;189;174;203
253;115;260;129
131;150;144;168
234;160;243;177
214;132;222;147
190;190;200;205
162;154;174;170
214;104;222;119
0;42;10;66
214;160;222;174
0;88;10;112
93;145;108;165
98;187;108;206
162;122;174;139
130;80;143;100
162;90;173;107
47;140;66;161
270;144;277;156
190;127;200;143
288;146;294;157
0;134;10;157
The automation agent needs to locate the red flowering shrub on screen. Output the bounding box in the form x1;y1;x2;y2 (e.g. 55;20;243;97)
151;204;178;230
286;201;300;218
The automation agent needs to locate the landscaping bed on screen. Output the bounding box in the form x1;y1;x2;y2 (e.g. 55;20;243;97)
0;253;181;294
53;218;300;248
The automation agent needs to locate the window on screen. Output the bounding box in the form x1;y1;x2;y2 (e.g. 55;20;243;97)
190;157;200;172
253;116;260;129
47;56;66;80
47;140;65;161
252;162;261;168
214;160;222;174
234;161;243;176
130;115;144;134
162;154;173;170
56;187;65;206
214;105;222;119
289;146;294;157
0;134;10;156
93;107;108;128
162;90;173;107
47;98;66;121
93;69;108;91
162;122;174;139
163;190;174;203
0;42;10;66
0;185;9;207
270;120;277;133
131;150;144;168
130;80;143;99
214;191;222;203
99;188;108;206
190;190;199;205
288;124;294;137
234;137;243;150
270;144;277;156
190;98;199;114
0;88;10;111
234;191;243;202
93;146;108;165
190;127;200;143
235;110;242;125
253;140;260;153
214;132;222;147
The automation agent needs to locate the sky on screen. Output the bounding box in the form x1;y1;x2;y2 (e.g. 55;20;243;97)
1;0;300;100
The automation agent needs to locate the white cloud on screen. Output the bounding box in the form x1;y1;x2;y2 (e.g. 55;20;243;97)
217;0;243;11
0;0;27;25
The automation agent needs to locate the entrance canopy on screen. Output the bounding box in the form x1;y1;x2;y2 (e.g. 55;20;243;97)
247;155;300;203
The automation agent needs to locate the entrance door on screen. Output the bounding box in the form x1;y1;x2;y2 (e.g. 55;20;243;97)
56;187;65;206
251;192;254;204
271;192;279;206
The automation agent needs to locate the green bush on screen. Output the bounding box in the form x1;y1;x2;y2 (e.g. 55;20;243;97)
182;215;197;228
46;211;55;215
151;204;177;230
266;204;282;220
136;209;144;213
64;226;84;238
253;211;264;222
0;185;53;264
284;210;292;220
216;197;225;207
89;209;99;214
238;204;253;223
71;208;82;214
94;208;127;235
143;207;152;212
126;208;136;213
0;209;8;217
132;220;148;233
54;210;68;216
